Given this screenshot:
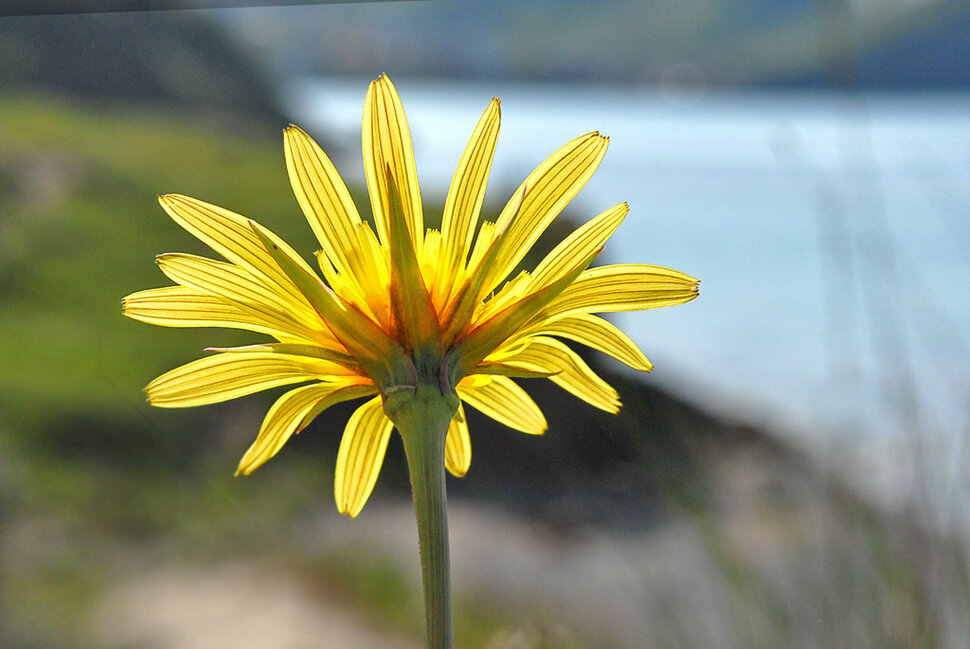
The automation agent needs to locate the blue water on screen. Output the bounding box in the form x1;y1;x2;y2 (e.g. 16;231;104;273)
284;76;970;507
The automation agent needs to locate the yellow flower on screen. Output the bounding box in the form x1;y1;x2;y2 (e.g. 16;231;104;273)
123;75;698;518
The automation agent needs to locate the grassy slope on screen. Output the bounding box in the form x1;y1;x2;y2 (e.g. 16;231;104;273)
0;95;342;646
0;94;315;434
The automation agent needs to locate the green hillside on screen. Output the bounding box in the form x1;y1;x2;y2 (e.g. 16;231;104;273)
0;95;309;435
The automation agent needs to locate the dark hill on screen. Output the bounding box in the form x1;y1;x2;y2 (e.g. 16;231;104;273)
0;10;284;127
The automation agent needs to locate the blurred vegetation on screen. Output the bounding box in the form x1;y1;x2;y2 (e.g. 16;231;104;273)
1;93;969;649
0;93;318;647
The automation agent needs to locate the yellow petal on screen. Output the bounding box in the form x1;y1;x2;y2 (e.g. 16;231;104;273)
472;360;557;379
538;264;700;321
474;270;532;322
122;286;316;342
299;383;379;430
316;221;392;329
204;342;359;371
155;253;335;344
438;98;501;294
361;75;423;251
334;396;395;518
445;403;472;477
158;194;316;305
529;202;626;290
464;220;498;278
457;375;547;435
236;380;376;475
284;125;365;279
482;132;609;293
501;336;621;413
351;220;393;327
422;228;442;297
145;351;348;408
516;313;653;372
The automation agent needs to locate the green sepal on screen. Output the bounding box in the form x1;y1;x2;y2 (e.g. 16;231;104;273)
446;247;601;386
440;187;526;345
386;168;441;355
249;220;412;390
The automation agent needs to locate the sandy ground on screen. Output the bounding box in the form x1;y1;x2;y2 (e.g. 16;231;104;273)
86;453;970;649
88;500;740;649
89;558;421;649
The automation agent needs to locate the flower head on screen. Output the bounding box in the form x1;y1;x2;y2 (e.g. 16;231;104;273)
123;75;698;517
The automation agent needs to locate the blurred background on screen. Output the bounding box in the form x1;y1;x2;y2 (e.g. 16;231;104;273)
2;1;969;647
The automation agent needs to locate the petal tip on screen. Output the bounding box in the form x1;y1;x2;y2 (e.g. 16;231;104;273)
336;501;359;518
284;123;308;139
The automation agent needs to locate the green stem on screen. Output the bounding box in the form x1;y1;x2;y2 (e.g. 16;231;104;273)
387;384;457;649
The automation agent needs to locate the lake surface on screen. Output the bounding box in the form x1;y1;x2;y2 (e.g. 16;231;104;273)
283;76;970;508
